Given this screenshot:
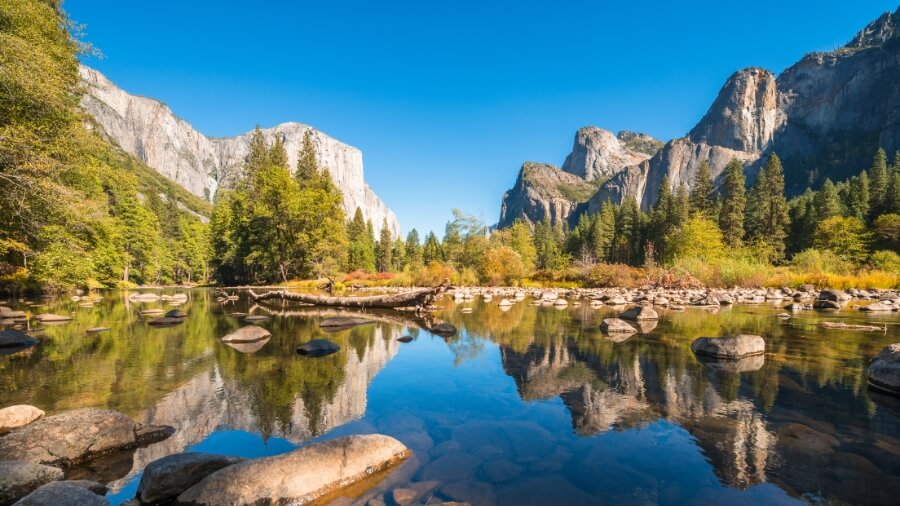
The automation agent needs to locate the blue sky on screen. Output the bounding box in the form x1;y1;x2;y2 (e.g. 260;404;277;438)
68;0;897;236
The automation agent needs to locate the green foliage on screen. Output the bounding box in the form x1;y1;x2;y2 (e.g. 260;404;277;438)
869;250;900;272
718;158;746;247
376;217;393;272
791;248;853;275
346;208;374;273
746;153;790;262
689;160;717;218
534;216;568;271
873;213;900;250
663;216;725;264
480;246;525;285
813;216;871;263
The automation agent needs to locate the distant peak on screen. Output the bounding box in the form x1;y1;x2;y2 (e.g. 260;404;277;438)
845;8;900;49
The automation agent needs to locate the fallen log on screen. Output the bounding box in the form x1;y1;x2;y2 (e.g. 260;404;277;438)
248;281;450;311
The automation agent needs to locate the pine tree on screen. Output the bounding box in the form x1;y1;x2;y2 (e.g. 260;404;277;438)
591;203;616;262
533;216;567;270
376;218;393;272
244;126;269;188
268;132;289;169
689;160;716;217
405;229;423;266
869;148;889;218
296;129;318;185
813;178;842;220
846;172;870;220
718;158;746;247
674;183;690;228
746;153;790;261
614;198;641;264
422;232;443;264
886;169;900;215
347;208;375;272
391;237;406;271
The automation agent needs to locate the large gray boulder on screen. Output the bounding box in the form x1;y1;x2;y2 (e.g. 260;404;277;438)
220;325;270;343
296;339;340;357
818;289;852;302
12;481;107;506
136;453;244;504
177;435;411;505
619;305;658;321
0;461;63;506
600;318;636;334
868;343;900;396
0;409;173;468
691;335;766;359
0;406;44;433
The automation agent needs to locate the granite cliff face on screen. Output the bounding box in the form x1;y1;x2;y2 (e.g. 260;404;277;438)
499;128;659;226
590;8;900;211
500;8;900;222
79;66;400;236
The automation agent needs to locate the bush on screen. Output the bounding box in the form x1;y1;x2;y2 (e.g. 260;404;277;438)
480;246;525;286
585;263;644;288
870;250;900;272
791;248;853;275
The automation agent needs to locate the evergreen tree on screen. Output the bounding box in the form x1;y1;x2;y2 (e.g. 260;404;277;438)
746;153;790;261
422;232;443;264
347;208;375;272
718;158;746;247
885;169;900;215
244;126;269;188
591;203;616;262
613;198;641;264
376;218;393;272
813;178;842;220
533;216;567;270
405;229;423;266
391;237;406;271
296;129;319;185
869;148;890;218
674;183;690;228
689;160;716;217
846;171;870;221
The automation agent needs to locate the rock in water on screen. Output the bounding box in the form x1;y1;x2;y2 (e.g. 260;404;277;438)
85;327;110;334
147;317;184;326
297;339;340;357
0;461;63;506
0;408;173;468
164;309;187;319
12;481;108;506
429;323;457;337
319;316;374;331
220;325;271;343
136;453;244;504
868;343;900;396
243;315;270;323
861;301;893;312
695;353;765;373
0;331;38;350
600;318;636;334
0;405;44;432
691;335;766;359
397;336;414;343
176;435;411;505
619;305;658;321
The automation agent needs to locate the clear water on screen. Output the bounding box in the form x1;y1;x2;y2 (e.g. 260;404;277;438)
2;290;899;505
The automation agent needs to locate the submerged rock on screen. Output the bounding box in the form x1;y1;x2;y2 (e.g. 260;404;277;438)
0;460;63;506
691;335;766;359
619;305;658;321
398;336;414;343
600;318;636;334
695;353;765;373
429;323;457;337
868;343;900;396
177;435;410;505
136;452;244;504
0;408;173;468
0;405;44;433
0;331;38;350
164;309;186;319
319;316;374;331
220;325;270;343
12;481;108;506
861;301;894;312
297;339;340;357
147;317;183;326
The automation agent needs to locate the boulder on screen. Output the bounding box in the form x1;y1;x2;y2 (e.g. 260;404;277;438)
813;300;842;310
0;331;38;350
397;336;414;343
429;323;457;337
695;354;765;373
691;335;766;359
319;316;374;331
164;309;187;319
861;301;893;312
0;406;44;433
136;452;244;504
498;299;513;307
619;305;658;321
818;289;851;302
147;317;183;326
0;408;173;468
600;318;636;334
220;325;271;343
177;435;410;505
60;481;107;496
606;296;627;305
868;343;900;396
297;339;340;357
12;481;108;506
0;461;63;506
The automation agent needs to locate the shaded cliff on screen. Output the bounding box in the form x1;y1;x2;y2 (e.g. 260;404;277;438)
79;66;400;236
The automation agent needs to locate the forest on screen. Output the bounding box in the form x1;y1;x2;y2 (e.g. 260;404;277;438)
1;0;898;293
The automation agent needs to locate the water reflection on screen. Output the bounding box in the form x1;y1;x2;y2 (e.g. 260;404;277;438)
0;291;899;505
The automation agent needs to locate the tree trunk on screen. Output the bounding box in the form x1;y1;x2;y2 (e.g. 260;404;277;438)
249;280;450;310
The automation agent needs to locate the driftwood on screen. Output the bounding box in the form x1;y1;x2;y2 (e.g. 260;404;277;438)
821;321;886;332
249;281;450;311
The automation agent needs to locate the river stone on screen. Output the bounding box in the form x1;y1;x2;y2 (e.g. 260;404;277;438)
691;335;766;359
61;480;107;495
619;305;658;321
147;317;183;326
398;336;414;343
0;461;63;506
220;325;270;343
868;343;900;395
813;299;842;310
320;316;374;331
177;435;410;505
85;327;110;334
861;301;893;312
32;314;71;323
818;289;851;302
429;323;457;337
12;481;108;506
0;408;173;468
0;406;44;433
297;339;340;357
136;452;244;504
600;318;636;334
164;309;186;319
695;353;765;373
0;331;38;349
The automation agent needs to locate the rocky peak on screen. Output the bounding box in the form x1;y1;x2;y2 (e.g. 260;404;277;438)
498;162;596;228
846;8;900;50
78;66;400;237
617;130;664;157
562;126;657;181
688;67;779;154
